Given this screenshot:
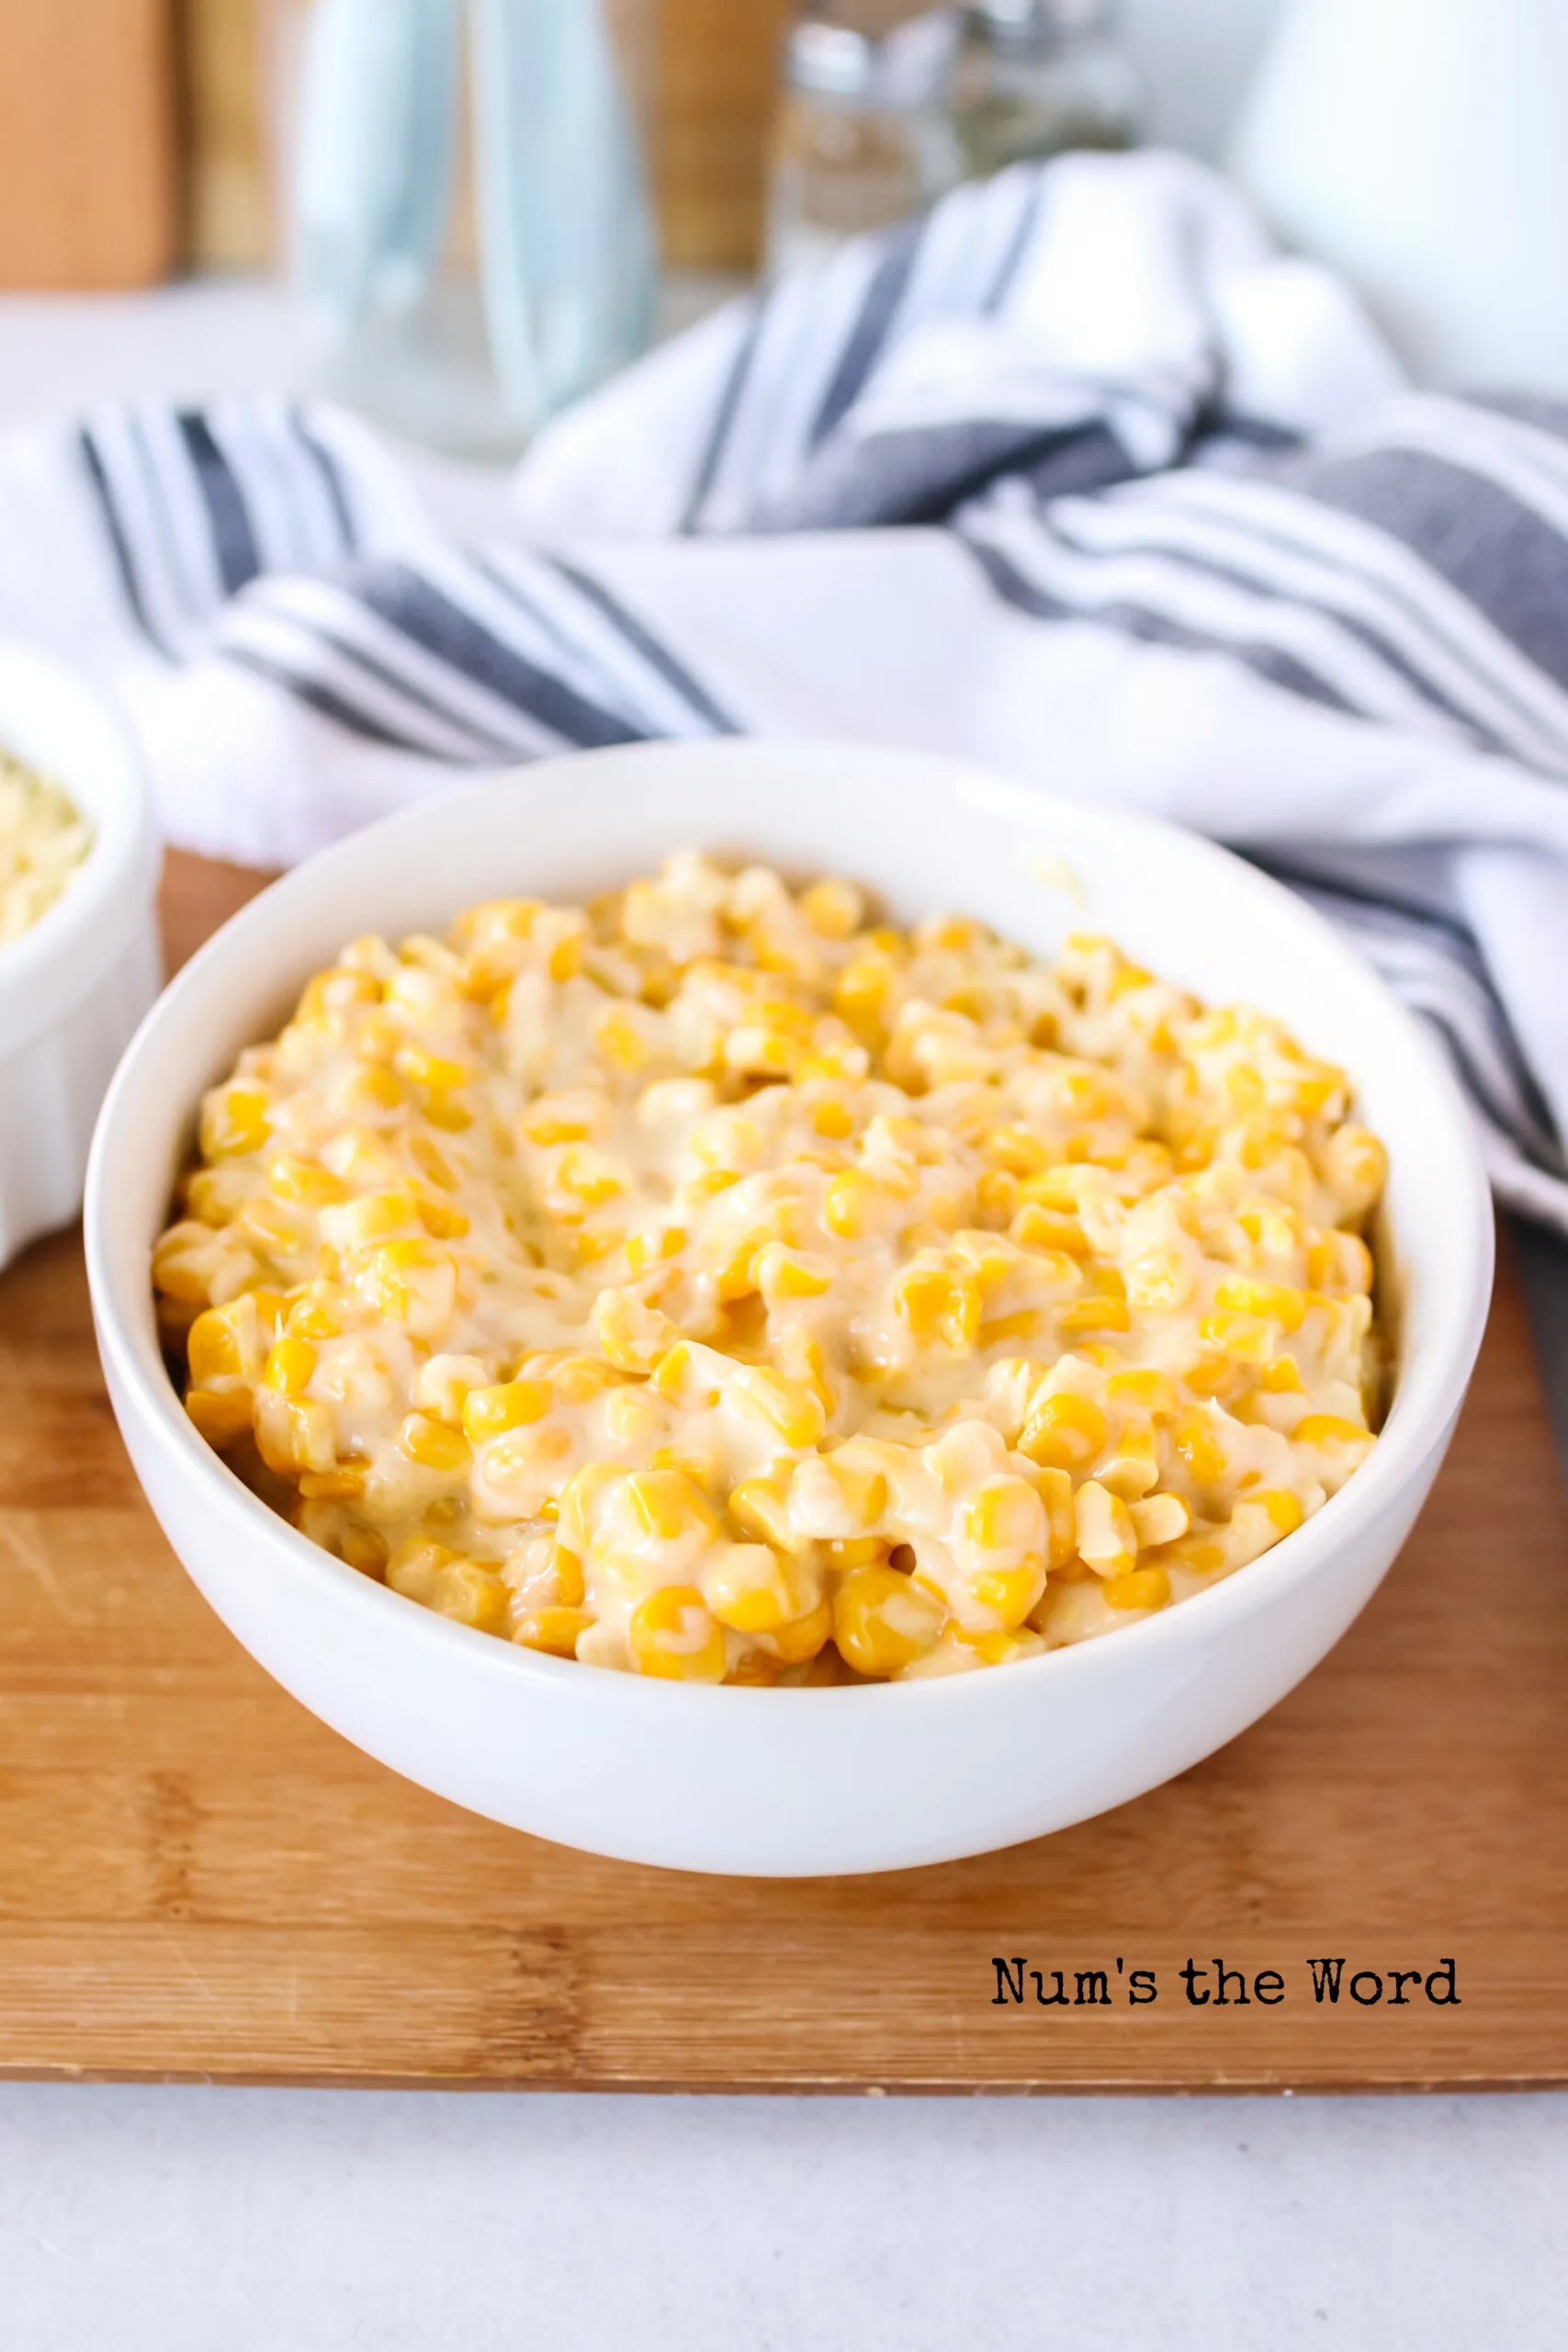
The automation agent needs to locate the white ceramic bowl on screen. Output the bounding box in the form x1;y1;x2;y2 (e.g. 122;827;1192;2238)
85;741;1493;1876
0;640;160;1272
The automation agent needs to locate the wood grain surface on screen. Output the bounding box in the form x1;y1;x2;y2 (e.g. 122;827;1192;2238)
1;851;1565;2094
0;0;176;288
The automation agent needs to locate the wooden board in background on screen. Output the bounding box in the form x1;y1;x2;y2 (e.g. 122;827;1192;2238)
1;850;1566;2094
0;0;177;288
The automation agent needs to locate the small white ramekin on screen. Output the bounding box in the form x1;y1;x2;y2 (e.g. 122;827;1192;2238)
85;741;1494;1876
0;640;161;1272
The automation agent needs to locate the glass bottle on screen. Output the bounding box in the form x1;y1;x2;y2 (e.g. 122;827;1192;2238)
951;0;1141;181
765;8;965;282
276;0;657;457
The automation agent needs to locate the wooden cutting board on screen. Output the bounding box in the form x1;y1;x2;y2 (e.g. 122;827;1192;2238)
2;852;1566;2094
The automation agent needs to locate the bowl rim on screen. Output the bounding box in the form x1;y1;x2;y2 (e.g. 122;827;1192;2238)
85;736;1495;1715
0;637;159;1055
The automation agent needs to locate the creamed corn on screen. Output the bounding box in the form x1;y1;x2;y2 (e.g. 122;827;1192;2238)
154;851;1388;1684
0;758;90;946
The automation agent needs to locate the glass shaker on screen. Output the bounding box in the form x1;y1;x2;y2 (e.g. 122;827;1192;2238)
276;0;658;457
765;8;965;282
951;0;1142;180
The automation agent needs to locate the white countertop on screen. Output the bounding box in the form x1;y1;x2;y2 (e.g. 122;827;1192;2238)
4;252;1567;2352
4;2082;1566;2349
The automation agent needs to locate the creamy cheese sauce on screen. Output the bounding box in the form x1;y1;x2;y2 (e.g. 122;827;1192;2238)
152;852;1387;1684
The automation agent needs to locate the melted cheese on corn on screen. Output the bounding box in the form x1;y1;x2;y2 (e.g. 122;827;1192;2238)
153;851;1388;1684
0;759;90;946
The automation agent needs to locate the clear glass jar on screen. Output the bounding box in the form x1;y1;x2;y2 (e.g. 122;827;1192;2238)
272;0;658;458
951;0;1142;180
765;9;965;282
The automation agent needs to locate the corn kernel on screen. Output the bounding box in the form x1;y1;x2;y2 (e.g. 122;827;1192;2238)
1130;1492;1190;1549
266;1155;348;1208
557;1462;624;1554
183;1167;251;1228
322;1521;380;1580
284;1286;344;1342
1172;1408;1226;1489
728;1473;795;1549
728;1365;827;1451
1325;1125;1387;1215
298;1466;366;1501
650;1340;724;1409
794;1451;886;1536
963;1474;1046;1561
628;1586;727;1681
397;1413;472;1476
1074;1480;1136;1576
1123;1247;1193;1314
594;1288;678;1374
626;1225;686;1276
264;1337;318;1396
322;1189;419;1250
1250;1488;1305;1537
1293;1414;1373;1451
625;1467;717;1545
1098;1416;1160;1500
366;1239;457;1337
969;1557;1047;1628
596;1003;653;1072
186;1299;260;1386
764;1598;835;1666
550;1145;624;1212
257;1396;336;1476
1057;1295;1131;1335
832;1566;943;1678
703;1543;802;1634
552;1355;626;1404
833;952;897;1037
463;1381;553;1443
810;1094;855;1140
1018;1391;1108;1472
1010;1204;1090;1261
1106;1368;1178;1415
342;1064;405;1114
185;1386;253;1447
394;1043;473;1092
200;1085;271;1160
823;1169;881;1240
541;1544;585;1607
1103;1566;1170;1611
1213;1275;1307;1333
391;1546;508;1634
515;1607;592;1658
754;1241;832;1304
1161;1533;1227;1575
894;1263;980;1352
523;1096;599;1147
798;876;863;939
412;1189;470;1240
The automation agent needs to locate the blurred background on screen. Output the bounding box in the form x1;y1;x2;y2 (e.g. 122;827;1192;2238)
159;0;1278;281
0;3;1287;450
10;0;1562;462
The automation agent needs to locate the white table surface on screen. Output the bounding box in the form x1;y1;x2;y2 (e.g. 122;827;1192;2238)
4;257;1567;2352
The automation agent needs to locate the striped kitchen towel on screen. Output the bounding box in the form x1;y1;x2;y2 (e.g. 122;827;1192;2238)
0;150;1564;1229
